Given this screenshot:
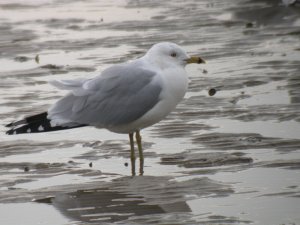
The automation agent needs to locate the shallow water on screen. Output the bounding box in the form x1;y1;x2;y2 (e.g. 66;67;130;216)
0;0;300;224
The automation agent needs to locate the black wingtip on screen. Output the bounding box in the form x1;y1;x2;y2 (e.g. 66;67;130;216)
5;120;26;128
5;125;33;135
5;111;87;135
5;112;48;128
6;129;15;135
5;122;13;128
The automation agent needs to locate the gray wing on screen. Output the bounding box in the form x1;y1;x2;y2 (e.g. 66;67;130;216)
48;63;162;127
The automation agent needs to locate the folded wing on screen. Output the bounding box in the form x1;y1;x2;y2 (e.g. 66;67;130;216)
48;63;162;127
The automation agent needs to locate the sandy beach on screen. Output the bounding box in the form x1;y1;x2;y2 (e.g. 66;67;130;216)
0;0;299;224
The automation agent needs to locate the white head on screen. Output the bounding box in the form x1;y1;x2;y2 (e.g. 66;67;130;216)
145;42;205;69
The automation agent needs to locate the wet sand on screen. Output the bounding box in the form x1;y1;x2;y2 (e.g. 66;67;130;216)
0;0;300;224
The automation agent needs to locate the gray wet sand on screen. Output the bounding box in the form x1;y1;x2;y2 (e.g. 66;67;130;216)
0;0;300;224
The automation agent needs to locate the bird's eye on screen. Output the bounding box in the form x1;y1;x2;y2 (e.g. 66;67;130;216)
170;52;177;57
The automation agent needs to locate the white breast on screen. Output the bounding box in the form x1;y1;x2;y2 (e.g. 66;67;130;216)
109;66;188;134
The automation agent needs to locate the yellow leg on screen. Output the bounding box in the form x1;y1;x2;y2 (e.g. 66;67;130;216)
129;133;136;176
136;131;144;175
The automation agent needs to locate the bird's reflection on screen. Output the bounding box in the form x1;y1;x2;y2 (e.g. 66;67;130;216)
44;176;192;224
53;188;165;223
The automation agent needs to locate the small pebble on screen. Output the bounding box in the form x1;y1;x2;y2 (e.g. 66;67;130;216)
245;22;253;28
208;88;217;96
35;54;40;64
89;162;93;168
15;56;29;62
124;162;128;167
24;166;30;172
202;69;208;74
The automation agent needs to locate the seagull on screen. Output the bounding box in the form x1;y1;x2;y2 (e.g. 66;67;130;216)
5;42;205;175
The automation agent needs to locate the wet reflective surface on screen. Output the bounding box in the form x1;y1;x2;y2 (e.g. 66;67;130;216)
0;0;300;224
